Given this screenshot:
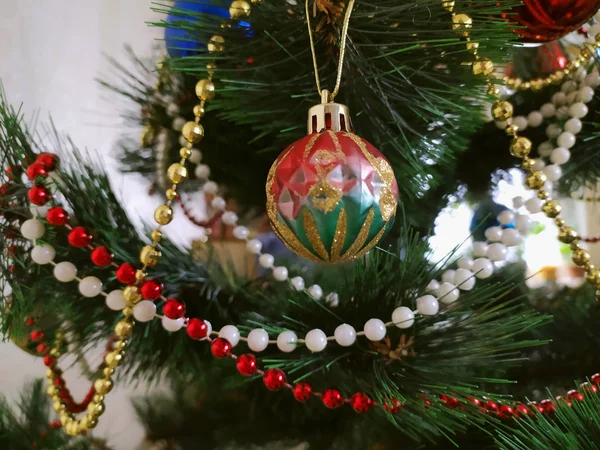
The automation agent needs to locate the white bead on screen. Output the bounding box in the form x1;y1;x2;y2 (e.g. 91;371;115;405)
543;164;562;182
53;261;77;282
564;117;582;134
189;148;202;164
545;124;562;139
326;292;339;308
20;219;45;240
219;325;240;347
531;159;546;172
441;269;456;284
561;81;577;94
436;283;459;304
575;66;588;82
585;71;600;88
30;205;49;218
172;117;186;131
272;266;288;281
334;324;356;346
162;316;184;332
568;102;588;119
248;328;269;352
551;92;566;106
513;196;525;209
425;279;440;294
246;239;262;254
472;258;493;279
454;268;475;291
203;320;212;340
276;330;298;353
417;294;441;312
133;301;157;322
178;135;188;148
577;86;594;103
515;214;533;234
555;106;570;121
202;181;218;194
308;284;323;300
232;226;249;240
106;290;126;311
537;141;553;157
166;103;180;117
291;276;305;291
305;329;327;352
512;115;527;131
258;253;274;269
540;103;555;118
392;306;414;329
501;228;522;247
484;226;503;242
495;120;508;130
557;131;576;149
211;196;226;210
364;318;387;341
31;244;55;265
565;91;578;105
550;147;571;165
527;111;543;127
487;243;507;262
78;276;102;298
457;256;473;270
222;211;238;225
194;164;210;180
472;241;488;258
497;210;515;225
525;197;542;214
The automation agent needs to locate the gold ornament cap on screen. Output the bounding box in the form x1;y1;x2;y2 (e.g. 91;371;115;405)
308;90;352;134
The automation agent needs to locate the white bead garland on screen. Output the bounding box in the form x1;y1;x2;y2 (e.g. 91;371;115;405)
202;181;219;195
232;226;249;240
246;239;263;254
53;261;77;283
417;294;440;312
305;329;327;352
307;284;323;300
194;164;210;180
364;318;386;341
527;111;543;127
550;147;570;165
501;228;522;247
31;244;55;265
291;276;305;291
133;301;157;322
391;306;414;329
436;284;459;305
334;324;356;347
525;197;542;214
106;290;126;311
454;268;475;291
222;211;238;225
258;253;274;269
557;131;575;149
162;317;185;332
484;226;503;242
472;258;493;279
78;276;102;298
472;242;488;258
203;320;212;340
219;325;240;347
457;256;473;270
248;328;269;352
20;219;45;240
441;269;456;284
325;292;339;308
211;196;226;210
276;330;298;353
543;164;562;182
189;148;202;164
487;243;507;262
272;266;289;281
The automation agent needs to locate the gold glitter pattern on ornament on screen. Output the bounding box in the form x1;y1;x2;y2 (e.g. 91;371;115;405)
302;133;321;160
330;207;347;260
272;221;322;262
379;186;396;222
303;209;330;260
309;178;342;213
342;208;374;258
353;224;387;259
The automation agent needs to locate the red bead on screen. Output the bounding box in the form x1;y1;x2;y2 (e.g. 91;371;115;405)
30;330;44;342
186;318;208;340
540;399;555;413
43;355;56;367
26;163;48;181
484;400;498;412
211;338;232;358
592;373;600;384
36;153;59;171
5;166;13;180
36;344;49;354
467;397;481;407
498;404;515;419
440;394;459;409
567;389;584;402
26;317;35;326
383;398;402;414
263;368;286;391
28;186;50;206
53;377;65;387
292;382;312;402
91;246;113;266
581;382;598;393
68;227;92;248
50;420;61;429
350;392;373;413
517;404;531;416
140;280;162;300
163;299;185;319
322;388;344;409
46;207;69;226
236;354;258;376
115;263;137;284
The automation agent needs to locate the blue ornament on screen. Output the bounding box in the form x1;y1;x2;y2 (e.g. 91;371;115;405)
164;2;229;58
470;200;514;242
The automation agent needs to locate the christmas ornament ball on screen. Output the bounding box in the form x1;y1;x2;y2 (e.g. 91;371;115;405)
266;130;398;263
510;0;600;43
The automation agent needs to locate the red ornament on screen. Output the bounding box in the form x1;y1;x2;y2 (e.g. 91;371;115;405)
68;227;92;248
43;355;56;367
115;263;137;284
236;354;258;376
292;382;312;402
91;246;113;266
36;153;59;171
350;392;373;413
28;186;50;206
211;338;232;358
46;207;69;226
263;368;286;391
568;389;584;402
509;0;600;43
186;318;208;340
30;330;44;342
383;398;402;414
140;280;162;300
322;388;344;409
592;373;600;384
26;163;48;181
163;299;185;319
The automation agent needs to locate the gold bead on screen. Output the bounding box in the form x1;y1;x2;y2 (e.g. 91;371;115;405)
182;122;204;144
140;245;161;267
151;229;163;242
83;415;98;430
229;0;251;18
506;77;522;90
103;367;116;378
558;226;579;244
472;57;494;77
442;0;455;11
168;162;189;184
452;13;472;35
46;369;54;379
180;147;192;159
586;269;600;286
572;248;591;266
123;286;141;304
135;269;147;282
47;386;58;396
193;104;206;118
522;158;534;171
114;340;128;351
53;400;66;413
88;402;105;417
206;62;216;76
122;305;134;317
530;78;544;91
65;422;79;436
207;35;225;52
60;412;71;425
487;84;500;97
555;218;565;227
466;41;479;55
166;188;178;201
94;378;114;395
140;124;155;148
510;136;532;158
491;100;513;121
542;200;561;218
505;124;519;136
525;171;546;190
115;320;134;339
537;190;550;200
93;394;105;404
154;205;174;225
195;79;216;102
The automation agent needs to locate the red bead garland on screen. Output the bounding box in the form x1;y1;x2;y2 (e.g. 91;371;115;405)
236;354;258;376
91;246;113;266
28;186;51;205
26;163;48;181
383;398;402;414
140;280;162;300
322;388;344;409
211;338;232;358
46;207;69;226
163;299;185;319
350;392;373;413
186;318;208;340
263;369;286;391
115;263;137;284
36;153;59;171
68;227;92;248
292;382;312;402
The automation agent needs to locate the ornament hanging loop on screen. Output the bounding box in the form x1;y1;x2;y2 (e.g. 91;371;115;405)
307;89;352;133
